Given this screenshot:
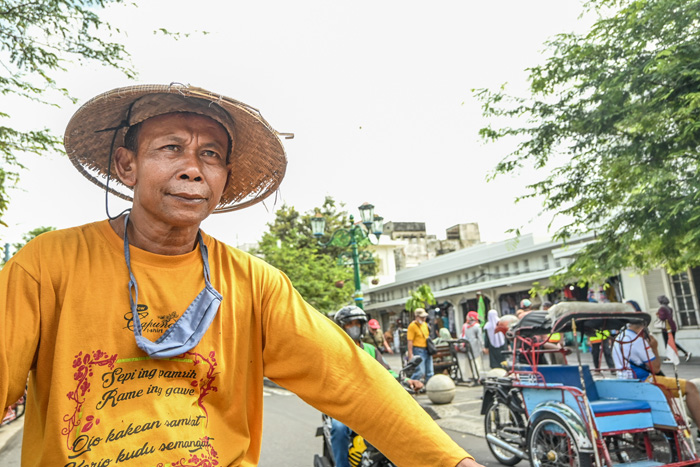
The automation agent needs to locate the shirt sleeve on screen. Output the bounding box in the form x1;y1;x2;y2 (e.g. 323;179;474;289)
406;321;417;342
0;257;42;409
260;269;472;466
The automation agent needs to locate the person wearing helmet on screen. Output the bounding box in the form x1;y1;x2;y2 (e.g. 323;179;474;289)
334;306;421;382
331;306;423;467
516;298;532;318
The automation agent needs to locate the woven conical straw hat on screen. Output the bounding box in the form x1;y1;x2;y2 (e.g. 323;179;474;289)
64;84;289;213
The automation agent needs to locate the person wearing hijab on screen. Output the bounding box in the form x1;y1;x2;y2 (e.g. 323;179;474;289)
461;311;484;376
483;309;507;369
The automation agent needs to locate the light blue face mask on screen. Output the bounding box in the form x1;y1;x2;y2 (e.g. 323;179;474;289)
123;213;223;359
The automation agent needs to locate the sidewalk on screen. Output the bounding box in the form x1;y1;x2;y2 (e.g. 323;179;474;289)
384;350;700;439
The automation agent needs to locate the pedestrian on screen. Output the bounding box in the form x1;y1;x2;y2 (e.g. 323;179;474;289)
588;330;615;370
363;318;393;354
657;295;692;362
461;311;484;377
441;311;450;332
0;84;480;467
483;309;507;369
406;308;435;382
434;318;453;344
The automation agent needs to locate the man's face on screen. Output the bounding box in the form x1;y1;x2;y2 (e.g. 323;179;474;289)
343;319;363;330
118;113;230;229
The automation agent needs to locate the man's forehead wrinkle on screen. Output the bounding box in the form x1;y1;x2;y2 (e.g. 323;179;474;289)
138;116;228;149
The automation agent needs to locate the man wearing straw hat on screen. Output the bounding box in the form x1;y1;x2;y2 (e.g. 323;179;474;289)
0;84;480;466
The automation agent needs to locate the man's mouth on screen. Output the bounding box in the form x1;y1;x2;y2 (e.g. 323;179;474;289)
169;192;208;202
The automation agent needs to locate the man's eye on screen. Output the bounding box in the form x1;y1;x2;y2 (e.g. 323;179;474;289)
202;150;221;159
163;144;180;151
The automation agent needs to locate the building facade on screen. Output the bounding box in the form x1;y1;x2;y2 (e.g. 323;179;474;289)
365;233;700;354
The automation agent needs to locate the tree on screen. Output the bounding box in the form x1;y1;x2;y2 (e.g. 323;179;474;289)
0;0;181;225
253;201;356;314
292;196;377;278
405;284;436;312
476;0;700;285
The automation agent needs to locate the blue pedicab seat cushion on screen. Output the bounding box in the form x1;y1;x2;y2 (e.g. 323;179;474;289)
587;399;651;416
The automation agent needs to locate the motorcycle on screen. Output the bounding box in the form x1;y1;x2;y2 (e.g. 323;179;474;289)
312;356;422;467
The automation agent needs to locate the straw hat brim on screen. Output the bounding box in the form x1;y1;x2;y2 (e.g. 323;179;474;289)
64;84;287;213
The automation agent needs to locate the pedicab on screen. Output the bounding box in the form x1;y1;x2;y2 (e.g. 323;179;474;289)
481;302;700;467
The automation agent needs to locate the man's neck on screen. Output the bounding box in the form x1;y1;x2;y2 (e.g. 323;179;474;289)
109;212;200;256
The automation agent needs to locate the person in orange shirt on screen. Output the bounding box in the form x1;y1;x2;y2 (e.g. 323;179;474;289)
0;84;481;467
406;308;435;382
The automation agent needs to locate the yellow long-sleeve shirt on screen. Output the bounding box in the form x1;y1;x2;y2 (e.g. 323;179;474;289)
0;220;471;466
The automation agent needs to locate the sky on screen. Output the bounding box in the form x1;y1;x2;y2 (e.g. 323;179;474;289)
2;1;595;248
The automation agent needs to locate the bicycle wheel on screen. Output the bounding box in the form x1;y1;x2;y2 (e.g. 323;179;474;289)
528;414;592;467
484;399;524;465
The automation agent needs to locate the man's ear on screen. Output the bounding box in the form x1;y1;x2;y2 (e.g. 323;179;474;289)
113;147;137;187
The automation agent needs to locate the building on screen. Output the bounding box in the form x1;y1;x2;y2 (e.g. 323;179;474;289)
382;221;482;271
364;232;700;354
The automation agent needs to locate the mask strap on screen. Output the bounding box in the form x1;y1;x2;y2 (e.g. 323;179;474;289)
123;213;214;341
123;212;143;337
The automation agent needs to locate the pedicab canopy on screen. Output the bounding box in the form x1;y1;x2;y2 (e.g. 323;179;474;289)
508;302;651;338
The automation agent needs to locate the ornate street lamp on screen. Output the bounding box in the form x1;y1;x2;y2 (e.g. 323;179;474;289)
311;203;384;309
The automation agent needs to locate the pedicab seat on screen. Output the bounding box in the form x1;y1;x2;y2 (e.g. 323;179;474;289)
519;364;653;432
587;399;651;415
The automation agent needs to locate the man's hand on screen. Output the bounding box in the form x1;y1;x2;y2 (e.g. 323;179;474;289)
648;333;658;349
483;348;489;355
407;379;424;391
456;457;484;467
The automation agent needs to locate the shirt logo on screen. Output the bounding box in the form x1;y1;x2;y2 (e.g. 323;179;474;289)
124;305;181;334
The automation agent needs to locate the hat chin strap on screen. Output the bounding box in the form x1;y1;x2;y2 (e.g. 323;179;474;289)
98;103;135;221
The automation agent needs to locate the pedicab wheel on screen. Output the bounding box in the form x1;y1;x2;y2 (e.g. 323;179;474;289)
484;400;524;466
606;430;672;464
528;415;592;467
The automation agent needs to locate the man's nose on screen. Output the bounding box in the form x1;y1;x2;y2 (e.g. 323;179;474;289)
177;148;203;181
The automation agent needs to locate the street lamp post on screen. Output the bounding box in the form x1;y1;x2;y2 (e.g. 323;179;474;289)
310;202;384;309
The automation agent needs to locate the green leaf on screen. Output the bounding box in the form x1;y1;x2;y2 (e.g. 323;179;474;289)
476;0;700;283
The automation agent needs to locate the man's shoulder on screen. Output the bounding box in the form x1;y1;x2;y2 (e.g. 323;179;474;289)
202;234;286;275
14;221;105;254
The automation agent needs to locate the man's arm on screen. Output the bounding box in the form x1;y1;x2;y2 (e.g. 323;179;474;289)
262;272;475;466
407;340;414;359
0;255;42;409
382;335;393;354
647;334;662;374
